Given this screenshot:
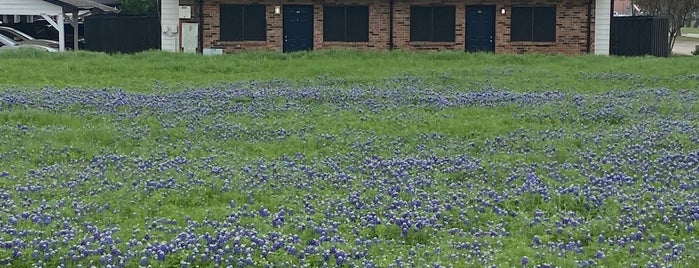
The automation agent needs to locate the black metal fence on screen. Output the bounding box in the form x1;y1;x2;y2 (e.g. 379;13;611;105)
610;16;669;57
84;15;160;53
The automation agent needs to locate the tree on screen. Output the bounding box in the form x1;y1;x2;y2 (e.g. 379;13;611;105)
634;0;699;52
119;0;158;15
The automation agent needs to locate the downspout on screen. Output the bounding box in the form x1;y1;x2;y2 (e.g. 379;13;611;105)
586;0;593;53
199;0;204;53
157;0;161;50
610;0;614;54
389;0;394;50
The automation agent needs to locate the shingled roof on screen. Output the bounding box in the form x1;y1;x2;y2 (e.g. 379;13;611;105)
44;0;119;13
93;0;119;6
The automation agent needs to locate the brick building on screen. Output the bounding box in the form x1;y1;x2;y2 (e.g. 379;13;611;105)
613;0;633;16
163;0;612;55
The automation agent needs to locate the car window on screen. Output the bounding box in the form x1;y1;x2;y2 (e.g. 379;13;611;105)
4;28;34;40
0;34;17;46
0;30;20;40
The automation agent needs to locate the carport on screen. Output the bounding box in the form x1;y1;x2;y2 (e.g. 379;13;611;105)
0;0;117;51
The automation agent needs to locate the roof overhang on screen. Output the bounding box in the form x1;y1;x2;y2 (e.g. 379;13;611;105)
43;0;119;14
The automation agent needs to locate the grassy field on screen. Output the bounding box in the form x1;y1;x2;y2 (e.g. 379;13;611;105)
681;27;699;35
1;49;698;92
675;35;699;43
0;50;697;267
679;27;699;44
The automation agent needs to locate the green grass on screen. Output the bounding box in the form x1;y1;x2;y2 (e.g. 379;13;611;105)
681;27;699;35
1;49;698;92
675;35;699;42
0;51;697;267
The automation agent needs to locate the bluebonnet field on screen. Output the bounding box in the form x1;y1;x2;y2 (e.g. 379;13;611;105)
0;75;697;268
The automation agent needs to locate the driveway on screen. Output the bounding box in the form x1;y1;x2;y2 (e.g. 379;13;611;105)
673;33;699;55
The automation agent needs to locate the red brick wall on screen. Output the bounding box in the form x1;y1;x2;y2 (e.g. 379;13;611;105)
195;0;282;53
313;1;391;51
178;0;595;54
392;1;465;50
497;0;594;54
614;0;632;15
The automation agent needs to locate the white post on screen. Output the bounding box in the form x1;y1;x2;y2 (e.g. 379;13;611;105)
41;13;65;52
57;13;65;52
71;11;79;51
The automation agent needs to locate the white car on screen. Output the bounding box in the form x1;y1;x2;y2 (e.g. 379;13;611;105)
0;33;58;52
0;26;60;49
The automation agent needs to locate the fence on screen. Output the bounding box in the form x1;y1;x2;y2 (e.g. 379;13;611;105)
84;15;160;53
610;16;670;57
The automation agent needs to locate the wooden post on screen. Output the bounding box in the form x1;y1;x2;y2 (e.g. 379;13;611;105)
71;11;79;51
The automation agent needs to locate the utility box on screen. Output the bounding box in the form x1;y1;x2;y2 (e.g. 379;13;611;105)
611;16;670;57
203;47;224;55
180;22;198;53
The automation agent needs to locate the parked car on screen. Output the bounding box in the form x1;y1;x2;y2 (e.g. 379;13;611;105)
0;26;60;49
0;33;58;52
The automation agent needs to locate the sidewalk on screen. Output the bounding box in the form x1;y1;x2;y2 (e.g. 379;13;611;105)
673;33;699;55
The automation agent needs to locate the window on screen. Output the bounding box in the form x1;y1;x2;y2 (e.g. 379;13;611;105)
511;6;556;42
324;6;369;42
220;5;266;41
410;6;455;42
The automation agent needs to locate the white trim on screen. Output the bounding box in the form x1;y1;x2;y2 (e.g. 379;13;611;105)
40;14;59;29
1;0;63;16
161;0;180;52
2;0;66;51
595;0;612;55
41;13;65;52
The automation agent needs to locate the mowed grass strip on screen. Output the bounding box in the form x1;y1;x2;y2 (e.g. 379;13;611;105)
1;49;698;92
